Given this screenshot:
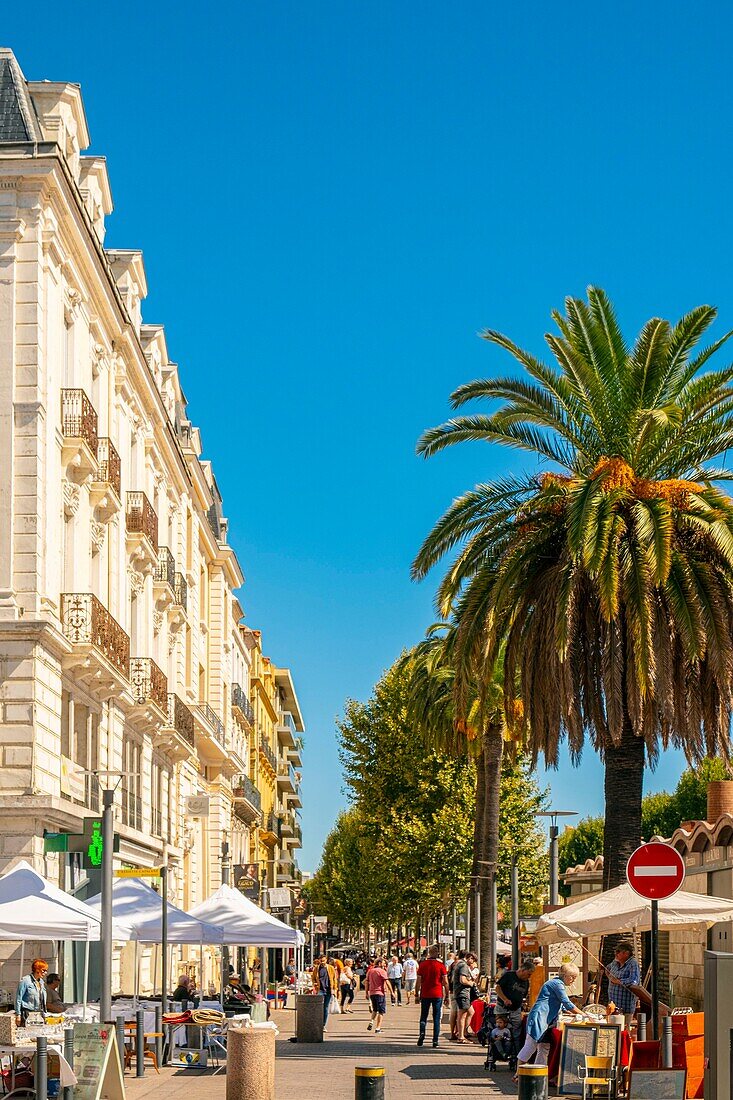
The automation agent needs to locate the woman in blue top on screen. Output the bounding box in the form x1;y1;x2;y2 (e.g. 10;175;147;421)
516;963;582;1077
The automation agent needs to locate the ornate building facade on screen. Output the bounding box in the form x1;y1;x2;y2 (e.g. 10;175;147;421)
0;49;304;993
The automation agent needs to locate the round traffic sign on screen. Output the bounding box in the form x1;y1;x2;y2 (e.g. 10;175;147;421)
626;842;685;900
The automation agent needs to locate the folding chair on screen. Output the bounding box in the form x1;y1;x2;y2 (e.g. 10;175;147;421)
579;1055;617;1100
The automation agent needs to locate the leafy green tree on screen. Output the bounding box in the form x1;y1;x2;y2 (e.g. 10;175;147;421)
414;288;733;896
338;658;475;927
674;758;730;822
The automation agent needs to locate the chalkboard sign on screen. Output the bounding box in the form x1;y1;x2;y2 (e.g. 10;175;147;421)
72;1024;125;1100
559;1025;597;1095
629;1069;687;1100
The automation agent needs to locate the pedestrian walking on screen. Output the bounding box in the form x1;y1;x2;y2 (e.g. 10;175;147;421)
402;952;418;1005
339;957;356;1012
310;954;338;1029
416;944;449;1048
366;956;393;1034
451;950;477;1043
387;955;404;1005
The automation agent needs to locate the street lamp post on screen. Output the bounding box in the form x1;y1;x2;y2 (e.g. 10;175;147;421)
537;811;578;906
100;787;115;1022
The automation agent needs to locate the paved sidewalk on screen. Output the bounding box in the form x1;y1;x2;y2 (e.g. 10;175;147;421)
125;997;517;1098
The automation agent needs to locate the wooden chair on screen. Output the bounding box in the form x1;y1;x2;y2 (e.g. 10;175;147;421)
123;1023;162;1074
579;1055;617;1100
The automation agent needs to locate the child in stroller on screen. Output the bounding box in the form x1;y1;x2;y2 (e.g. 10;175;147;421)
483;1007;518;1072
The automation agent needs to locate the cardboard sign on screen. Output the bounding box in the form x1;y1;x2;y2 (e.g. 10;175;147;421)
72;1024;125;1100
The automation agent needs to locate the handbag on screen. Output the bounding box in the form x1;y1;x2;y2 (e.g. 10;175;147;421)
329;995;341;1014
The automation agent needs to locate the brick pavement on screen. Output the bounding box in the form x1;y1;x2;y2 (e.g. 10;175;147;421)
124;997;517;1099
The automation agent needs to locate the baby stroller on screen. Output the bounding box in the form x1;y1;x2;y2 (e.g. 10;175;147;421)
481;1004;519;1073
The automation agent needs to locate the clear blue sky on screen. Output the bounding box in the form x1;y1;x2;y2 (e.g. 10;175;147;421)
7;1;732;869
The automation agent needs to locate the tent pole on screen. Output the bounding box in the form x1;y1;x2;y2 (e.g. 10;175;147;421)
82;939;89;1021
19;941;24;986
133;941;139;1009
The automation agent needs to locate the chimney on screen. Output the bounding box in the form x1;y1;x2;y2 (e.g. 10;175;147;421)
707;780;733;822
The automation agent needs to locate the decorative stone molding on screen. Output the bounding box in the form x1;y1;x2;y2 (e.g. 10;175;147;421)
152;609;163;634
90;521;105;552
127;566;145;596
63;479;80;516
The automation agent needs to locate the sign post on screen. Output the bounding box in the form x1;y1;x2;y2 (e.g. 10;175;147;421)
626;842;685;1039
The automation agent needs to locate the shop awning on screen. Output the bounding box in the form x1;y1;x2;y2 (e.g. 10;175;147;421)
535;882;733;944
0;860;101;941
86;877;225;944
190;884;303;947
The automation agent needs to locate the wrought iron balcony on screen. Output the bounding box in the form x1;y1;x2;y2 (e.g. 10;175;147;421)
61;593;130;678
232;683;254;725
259;734;278;773
126;491;158;552
262;811;282;842
130;657;168;712
173;572;187;611
197;702;226;746
61;388;98;457
232;772;262;815
293;820;303;844
155;546;176;588
95;437;121;497
166;693;195;747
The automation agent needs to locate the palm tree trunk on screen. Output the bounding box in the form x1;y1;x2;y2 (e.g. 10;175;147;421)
600;700;644;997
479;727;503;974
471;748;488;947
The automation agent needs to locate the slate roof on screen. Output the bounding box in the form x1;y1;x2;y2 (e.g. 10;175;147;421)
0;48;41;142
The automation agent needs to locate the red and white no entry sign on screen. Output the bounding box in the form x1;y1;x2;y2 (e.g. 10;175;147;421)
626;842;685;900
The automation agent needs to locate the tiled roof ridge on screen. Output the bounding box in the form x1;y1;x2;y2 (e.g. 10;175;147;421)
0;48;42;142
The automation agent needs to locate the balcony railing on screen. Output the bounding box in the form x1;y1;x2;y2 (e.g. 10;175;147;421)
96;437;121;497
263;812;281;841
155;546;176;588
61;388;98;456
173;572;187;611
232;773;262;814
121;786;143;831
198;702;226;746
293;821;302;844
130;657;168;712
259;734;277;773
166;693;194;747
232;683;254;724
61;593;130;678
126;491;158;552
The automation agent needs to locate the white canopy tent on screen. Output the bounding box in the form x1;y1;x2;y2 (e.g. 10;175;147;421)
190;884;304;947
0;859;102;1016
535;882;733;944
85;878;225;944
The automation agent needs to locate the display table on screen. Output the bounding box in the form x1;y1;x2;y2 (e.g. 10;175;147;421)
547;1026;632;1086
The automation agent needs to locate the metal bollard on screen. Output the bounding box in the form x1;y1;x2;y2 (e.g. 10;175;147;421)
35;1035;48;1100
62;1027;74;1100
517;1064;548;1100
154;1005;162;1069
113;1012;124;1073
355;1066;385;1100
136;1008;145;1077
637;1015;647;1041
662;1015;673;1068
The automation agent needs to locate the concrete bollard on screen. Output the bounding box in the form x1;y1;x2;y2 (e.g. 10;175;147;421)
355;1066;385;1099
226;1025;275;1100
662;1016;673;1068
518;1064;548;1100
136;1008;145;1077
62;1027;74;1100
36;1035;48;1100
154;1005;162;1069
637;1016;647;1041
296;994;324;1043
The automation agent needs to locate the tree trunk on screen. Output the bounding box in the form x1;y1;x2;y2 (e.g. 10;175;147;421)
600;704;645;997
471;747;488;947
479;727;503;975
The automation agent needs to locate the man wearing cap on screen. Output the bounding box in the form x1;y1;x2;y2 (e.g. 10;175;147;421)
606;941;640;1028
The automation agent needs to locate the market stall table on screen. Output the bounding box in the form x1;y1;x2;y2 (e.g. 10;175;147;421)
547;1025;632;1087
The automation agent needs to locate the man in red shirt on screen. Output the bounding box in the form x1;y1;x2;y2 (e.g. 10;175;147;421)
415;944;449;1048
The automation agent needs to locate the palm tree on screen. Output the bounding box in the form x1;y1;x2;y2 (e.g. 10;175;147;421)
401;624;511;968
413;289;733;892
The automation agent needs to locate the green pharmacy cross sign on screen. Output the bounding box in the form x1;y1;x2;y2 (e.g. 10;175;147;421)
44;817;120;869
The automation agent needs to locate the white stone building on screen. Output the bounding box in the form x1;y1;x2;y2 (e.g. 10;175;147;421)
0;49;303;996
